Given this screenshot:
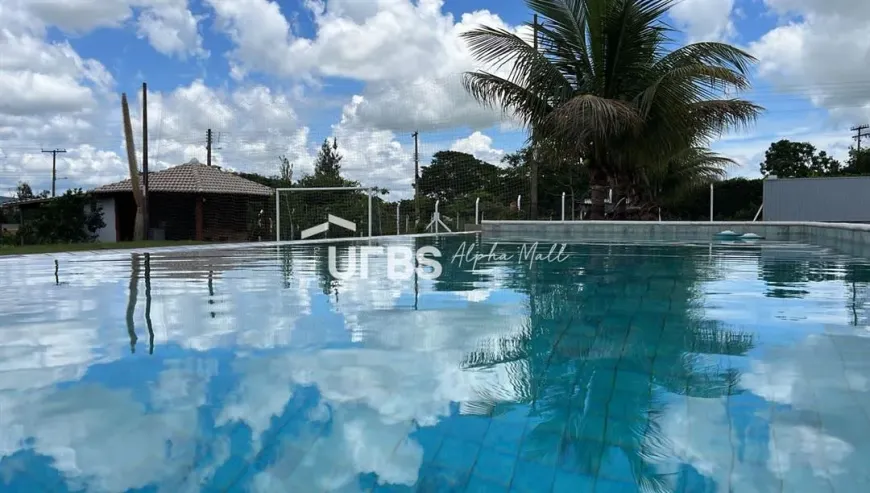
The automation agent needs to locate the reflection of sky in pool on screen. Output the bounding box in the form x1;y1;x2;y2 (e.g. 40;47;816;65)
1;236;869;492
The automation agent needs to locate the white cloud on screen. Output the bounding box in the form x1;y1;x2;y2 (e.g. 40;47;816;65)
23;0;134;32
669;0;736;42
206;0;519;132
450;131;505;164
21;0;207;60
135;0;209;59
750;1;870;123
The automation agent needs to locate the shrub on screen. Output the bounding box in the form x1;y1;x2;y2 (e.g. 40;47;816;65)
15;190;105;245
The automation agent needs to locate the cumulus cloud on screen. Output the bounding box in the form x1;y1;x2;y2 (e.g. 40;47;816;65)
22;0;207;59
450;131;505;164
750;0;870;123
0;0;515;197
669;0;736;42
135;0;209;59
206;0;520;132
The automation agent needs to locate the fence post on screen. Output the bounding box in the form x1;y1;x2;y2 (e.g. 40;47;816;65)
709;183;714;222
368;189;373;237
475;197;480;225
435;200;440;234
517;195;522;215
275;191;281;242
561;192;566;221
396;203;401;234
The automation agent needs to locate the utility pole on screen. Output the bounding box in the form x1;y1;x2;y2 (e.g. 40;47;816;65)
142;82;149;239
852;124;869;151
530;14;539;220
41;148;66;197
412;131;419;225
206;129;213;166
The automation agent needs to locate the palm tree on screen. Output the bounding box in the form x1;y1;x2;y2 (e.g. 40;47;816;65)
461;0;761;219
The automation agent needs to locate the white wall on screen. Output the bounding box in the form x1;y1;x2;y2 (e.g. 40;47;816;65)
92;197;117;243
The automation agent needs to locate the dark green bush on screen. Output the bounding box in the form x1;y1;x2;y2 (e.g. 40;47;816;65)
15;190;105;245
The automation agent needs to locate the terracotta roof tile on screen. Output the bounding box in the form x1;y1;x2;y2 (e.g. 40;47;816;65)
92;159;273;196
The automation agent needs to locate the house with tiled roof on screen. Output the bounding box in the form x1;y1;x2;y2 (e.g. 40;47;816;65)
91;159;273;242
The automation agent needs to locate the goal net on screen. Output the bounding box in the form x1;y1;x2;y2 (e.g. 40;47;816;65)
275;187;377;242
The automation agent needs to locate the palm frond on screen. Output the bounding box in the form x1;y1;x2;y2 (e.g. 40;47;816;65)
686;99;764;138
654;41;757;76
544;93;642;141
462;71;552;129
461;25;573;103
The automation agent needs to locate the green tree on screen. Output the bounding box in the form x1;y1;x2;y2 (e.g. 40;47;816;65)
236;156;295;189
278;155;294;184
501;144;589;219
314;138;342;178
759;139;841;178
461;0;759;219
418;151;502;202
15;189;105;245
295;138;356;189
843;147;870;175
16;182;49;200
16;182;33;200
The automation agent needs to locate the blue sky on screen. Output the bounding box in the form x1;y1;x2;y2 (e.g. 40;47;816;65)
0;0;867;197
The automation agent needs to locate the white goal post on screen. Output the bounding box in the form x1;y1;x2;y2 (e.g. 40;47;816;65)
275;186;374;242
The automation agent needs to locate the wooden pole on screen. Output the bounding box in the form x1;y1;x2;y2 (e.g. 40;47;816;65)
142;82;149;239
122;93;145;240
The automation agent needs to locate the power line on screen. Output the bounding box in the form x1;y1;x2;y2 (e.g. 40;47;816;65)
852;124;869;151
41;148;66;197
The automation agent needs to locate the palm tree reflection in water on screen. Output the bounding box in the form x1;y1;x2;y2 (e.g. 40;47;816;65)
456;241;754;491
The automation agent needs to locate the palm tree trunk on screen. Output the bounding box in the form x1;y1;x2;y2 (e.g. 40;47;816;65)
588;168;607;220
612;183;627;220
121;93;146;241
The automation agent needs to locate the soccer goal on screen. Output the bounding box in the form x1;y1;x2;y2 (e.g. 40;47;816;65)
275;187;376;242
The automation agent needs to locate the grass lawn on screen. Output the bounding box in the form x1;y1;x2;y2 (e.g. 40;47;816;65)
0;240;207;256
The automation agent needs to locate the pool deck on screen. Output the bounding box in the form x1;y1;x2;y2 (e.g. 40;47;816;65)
481;221;870;257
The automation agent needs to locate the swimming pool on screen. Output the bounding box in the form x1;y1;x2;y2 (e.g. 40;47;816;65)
1;235;869;492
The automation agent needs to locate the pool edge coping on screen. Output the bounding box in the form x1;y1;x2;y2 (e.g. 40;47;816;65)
0;231;478;261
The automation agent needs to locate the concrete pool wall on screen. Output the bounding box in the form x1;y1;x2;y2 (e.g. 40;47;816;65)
480;221;870;257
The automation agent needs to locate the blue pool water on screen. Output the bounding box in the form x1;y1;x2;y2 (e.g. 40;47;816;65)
1;236;869;492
